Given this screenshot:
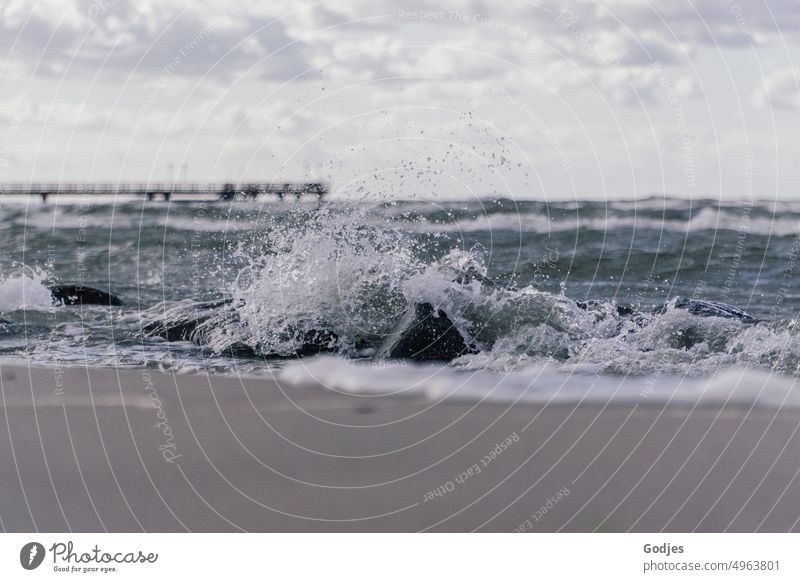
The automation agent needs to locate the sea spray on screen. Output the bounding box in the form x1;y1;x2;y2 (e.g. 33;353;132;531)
0;268;53;312
7;198;800;393
228;205;422;356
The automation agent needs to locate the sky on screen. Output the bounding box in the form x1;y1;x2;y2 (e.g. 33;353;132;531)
0;0;798;200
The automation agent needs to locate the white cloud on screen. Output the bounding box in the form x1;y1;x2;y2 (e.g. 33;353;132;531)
0;0;799;197
755;68;799;111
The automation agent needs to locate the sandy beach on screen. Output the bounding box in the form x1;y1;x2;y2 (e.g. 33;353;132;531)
0;361;799;532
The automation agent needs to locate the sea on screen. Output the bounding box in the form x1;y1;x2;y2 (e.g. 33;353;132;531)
2;196;800;408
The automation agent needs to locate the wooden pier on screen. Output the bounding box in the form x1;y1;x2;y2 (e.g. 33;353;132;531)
0;181;328;202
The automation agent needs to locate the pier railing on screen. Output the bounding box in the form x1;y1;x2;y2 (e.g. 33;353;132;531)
0;182;328;202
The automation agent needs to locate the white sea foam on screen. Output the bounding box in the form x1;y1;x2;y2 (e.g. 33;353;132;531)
280;356;800;409
6;198;800;409
0;270;53;312
136;201;800;384
407;207;800;236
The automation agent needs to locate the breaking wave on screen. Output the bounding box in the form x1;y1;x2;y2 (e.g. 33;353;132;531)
0;269;53;312
158;204;800;381
6;197;800;401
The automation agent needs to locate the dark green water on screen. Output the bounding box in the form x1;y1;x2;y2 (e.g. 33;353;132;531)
1;196;799;382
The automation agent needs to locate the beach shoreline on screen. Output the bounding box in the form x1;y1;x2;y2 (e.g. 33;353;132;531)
1;361;799;532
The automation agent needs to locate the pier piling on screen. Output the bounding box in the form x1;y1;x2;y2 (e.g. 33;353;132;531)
1;181;328;202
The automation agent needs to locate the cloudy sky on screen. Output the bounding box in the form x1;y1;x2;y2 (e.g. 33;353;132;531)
0;0;798;199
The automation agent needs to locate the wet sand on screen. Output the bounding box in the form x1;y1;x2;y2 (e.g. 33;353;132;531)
1;362;799;532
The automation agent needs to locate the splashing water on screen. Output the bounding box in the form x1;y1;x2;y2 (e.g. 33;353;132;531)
0;269;53;312
4;198;800;401
171;204;800;381
228;206;421;356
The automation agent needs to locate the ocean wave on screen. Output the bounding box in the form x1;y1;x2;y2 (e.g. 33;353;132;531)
407;207;800;236
279;358;800;409
7;198;800;402
0;270;53;312
139;205;800;381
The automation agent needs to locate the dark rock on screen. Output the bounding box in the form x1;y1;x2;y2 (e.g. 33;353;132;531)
218;342;260;358
141;299;339;358
219;328;339;359
454;267;495;288
373;302;478;363
575;299;634;317
295;329;339;357
575;297;759;324
615;304;635;317
666;298;759;323
50;285;124;306
141;299;233;342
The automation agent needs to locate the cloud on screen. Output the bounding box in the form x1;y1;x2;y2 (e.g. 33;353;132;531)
755;68;799;111
1;0;793;99
543;0;800;52
4;0;800;78
1;0;799;197
0;0;310;80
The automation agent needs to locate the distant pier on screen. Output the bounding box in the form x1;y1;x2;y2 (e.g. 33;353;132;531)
0;181;328;202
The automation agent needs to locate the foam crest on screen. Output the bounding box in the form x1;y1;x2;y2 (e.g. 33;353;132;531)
279;357;800;409
0;269;53;312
